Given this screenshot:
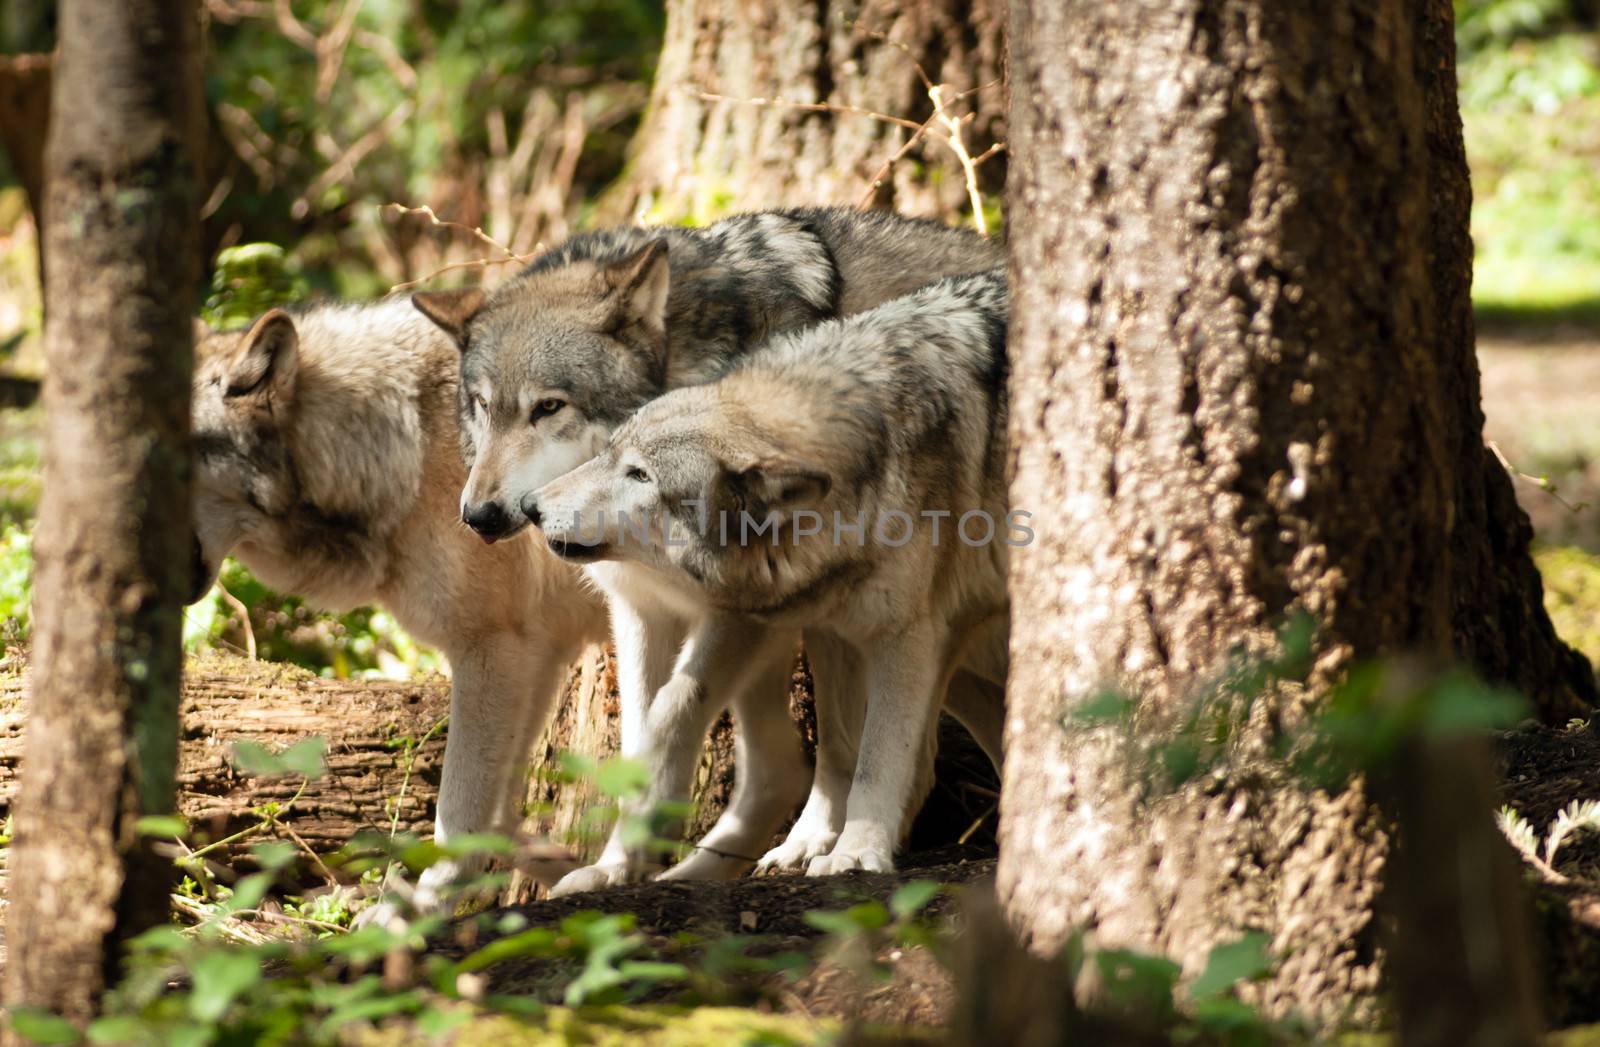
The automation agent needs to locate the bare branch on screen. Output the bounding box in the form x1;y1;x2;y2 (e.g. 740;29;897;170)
292;100;414;220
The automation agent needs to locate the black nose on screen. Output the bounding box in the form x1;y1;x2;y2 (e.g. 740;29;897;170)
520;494;543;529
462;501;511;541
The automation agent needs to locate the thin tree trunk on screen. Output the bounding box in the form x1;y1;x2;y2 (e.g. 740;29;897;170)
599;0;1005;225
1;0;201;1031
998;0;1577;1026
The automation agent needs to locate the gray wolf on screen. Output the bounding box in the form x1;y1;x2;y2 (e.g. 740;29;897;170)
412;208;1005;894
527;268;1013;877
187;300;605;914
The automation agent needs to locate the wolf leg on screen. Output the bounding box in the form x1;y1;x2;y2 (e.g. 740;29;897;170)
358;632;570;926
617;616;790;877
757;630;864;871
550;593;682;897
942;670;1005;775
662;638;807;881
808;619;950;876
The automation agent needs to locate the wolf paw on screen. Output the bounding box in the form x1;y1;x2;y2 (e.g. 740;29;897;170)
804;824;894;876
658;847;750;882
550;864;636;896
756;825;838;874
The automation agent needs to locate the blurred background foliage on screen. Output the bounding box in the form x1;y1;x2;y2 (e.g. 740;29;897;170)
1457;0;1600;322
3;0;1600;678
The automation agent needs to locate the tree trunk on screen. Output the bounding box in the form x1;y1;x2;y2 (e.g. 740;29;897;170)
1;0;201;1031
599;0;1006;225
998;0;1584;1026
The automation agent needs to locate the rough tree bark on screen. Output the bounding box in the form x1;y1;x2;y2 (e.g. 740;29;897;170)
998;0;1587;1027
1;0;202;1031
599;0;1006;224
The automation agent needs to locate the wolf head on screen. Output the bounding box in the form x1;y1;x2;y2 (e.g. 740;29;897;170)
187;309;301;602
412;239;672;544
524;387;832;595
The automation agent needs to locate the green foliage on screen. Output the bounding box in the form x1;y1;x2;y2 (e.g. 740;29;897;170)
1066;616;1527;800
1536;545;1600;671
202;0;664;296
0;520;30;639
1457;0;1577;58
1457;11;1600;319
201;243;309;331
188;558;442;679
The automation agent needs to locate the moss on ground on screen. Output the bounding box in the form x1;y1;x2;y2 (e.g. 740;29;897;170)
1537;545;1600;674
354;1004;848;1046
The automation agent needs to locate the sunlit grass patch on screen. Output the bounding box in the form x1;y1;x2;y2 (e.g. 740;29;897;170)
1462;31;1600;327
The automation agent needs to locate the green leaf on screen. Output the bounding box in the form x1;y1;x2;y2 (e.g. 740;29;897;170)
250;840;297;872
438;833;516;859
189;949;262;1022
134;815;188;839
593;757;650;799
7;1008;81;1045
277;737;328;778
617;960;689;983
456;928;560;973
1094;948;1181;1016
85;1016;145;1044
219;871;275;916
1190;931;1273;1000
415;1005;473;1038
230;741;283;775
889;880;942;919
804;901;890;936
230;737;326;777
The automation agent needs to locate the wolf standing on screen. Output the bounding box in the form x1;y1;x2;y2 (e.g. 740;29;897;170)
414;208;1004;893
529;268;1014;875
187;300;606;912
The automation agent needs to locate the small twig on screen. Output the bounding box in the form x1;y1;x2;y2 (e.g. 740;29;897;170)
293;100;415;220
957;803;997;846
282;820;340;887
1488;440;1588;512
929;84;988;236
215;102;279;187
384;204;543;292
272;0;318;50
203;0;276;22
389;716;449;838
214;580;257;661
315;0;365;104
354;28;417;90
856;111;939;209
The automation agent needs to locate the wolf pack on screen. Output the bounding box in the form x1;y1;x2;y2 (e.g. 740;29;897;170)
186;207;1014;916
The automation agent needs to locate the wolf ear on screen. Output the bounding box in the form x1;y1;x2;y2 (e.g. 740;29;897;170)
601;240;670;339
413;287;487;348
732;457;832;526
226;309;298;403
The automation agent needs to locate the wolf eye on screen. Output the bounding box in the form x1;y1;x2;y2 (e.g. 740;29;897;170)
530;398;565;424
627;466;651;484
471;393;487;414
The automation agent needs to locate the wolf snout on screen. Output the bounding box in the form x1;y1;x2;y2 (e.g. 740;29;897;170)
519;494;543;529
462;501;516;543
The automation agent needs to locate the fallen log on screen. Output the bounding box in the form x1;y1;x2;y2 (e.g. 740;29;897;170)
0;646;996;892
0;652;450;861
